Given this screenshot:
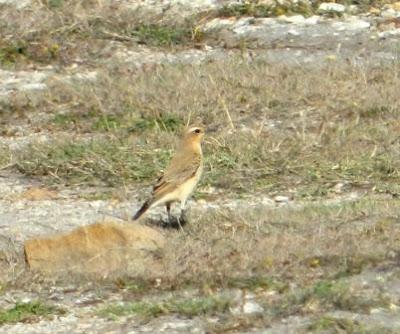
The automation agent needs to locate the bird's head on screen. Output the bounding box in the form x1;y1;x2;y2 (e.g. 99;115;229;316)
184;126;205;143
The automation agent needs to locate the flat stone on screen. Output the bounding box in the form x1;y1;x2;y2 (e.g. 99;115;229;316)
24;219;165;275
333;18;370;31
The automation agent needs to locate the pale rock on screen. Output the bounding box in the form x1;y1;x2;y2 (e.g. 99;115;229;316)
262;197;275;206
274;195;290;203
19;83;47;91
202;18;235;32
160;320;192;330
380;8;399;19
318;2;345;14
257;0;275;6
278;14;319;26
243;300;264;314
333;18;370;31
382;2;400;13
348;5;359;14
288;29;300;36
305;15;321;25
231;291;264;315
232;17;258;35
55;70;98;84
332;182;344;193
0;0;31;9
170;0;218;10
378;28;400;38
278;15;306;24
0;69;49;99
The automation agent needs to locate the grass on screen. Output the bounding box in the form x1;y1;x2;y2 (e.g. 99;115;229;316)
0;145;11;169
4;59;399;198
98;295;231;320
51;109;183;133
217;0;388;18
218;1;313;18
270;276;392;320
308;316;363;333
15;138;173;186
131;24;202;47
0;38;60;67
308;315;398;333
0;301;64;325
0;40;28;66
226;276;288;293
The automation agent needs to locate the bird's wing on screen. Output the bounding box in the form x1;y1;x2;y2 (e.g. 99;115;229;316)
152;152;201;196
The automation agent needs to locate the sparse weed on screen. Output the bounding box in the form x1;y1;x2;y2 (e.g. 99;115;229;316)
218;1;313;18
227;276;288;293
0;301;65;325
0;40;27;66
51;109;183;134
46;0;64;9
308;316;363;333
131;24;201;47
0;145;11;168
99;295;231;319
217;0;384;18
15;138;172;186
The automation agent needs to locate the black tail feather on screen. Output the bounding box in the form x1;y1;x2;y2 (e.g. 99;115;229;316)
132;200;151;221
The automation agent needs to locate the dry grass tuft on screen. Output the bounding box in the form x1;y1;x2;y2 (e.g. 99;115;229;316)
155;198;400;288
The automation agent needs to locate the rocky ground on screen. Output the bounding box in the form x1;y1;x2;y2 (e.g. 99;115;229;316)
1;0;400;333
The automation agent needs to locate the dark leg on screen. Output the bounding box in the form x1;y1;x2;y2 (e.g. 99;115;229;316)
166;202;172;224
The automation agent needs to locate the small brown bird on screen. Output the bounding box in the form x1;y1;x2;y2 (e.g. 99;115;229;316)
132;126;205;224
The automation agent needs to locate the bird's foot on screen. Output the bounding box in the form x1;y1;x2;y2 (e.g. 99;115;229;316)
178;209;189;227
160;211;188;230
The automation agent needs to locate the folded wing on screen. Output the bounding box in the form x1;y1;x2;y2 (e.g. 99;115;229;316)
152;152;201;200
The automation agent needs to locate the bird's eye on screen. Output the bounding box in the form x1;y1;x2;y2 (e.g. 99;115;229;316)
194;129;201;134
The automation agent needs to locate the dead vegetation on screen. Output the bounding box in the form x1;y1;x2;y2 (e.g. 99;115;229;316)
99;197;400;330
1;0;400;330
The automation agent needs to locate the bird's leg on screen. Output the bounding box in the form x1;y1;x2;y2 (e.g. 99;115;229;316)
166;202;172;225
178;201;189;228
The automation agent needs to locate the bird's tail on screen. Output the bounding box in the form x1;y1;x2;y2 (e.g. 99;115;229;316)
132;199;152;221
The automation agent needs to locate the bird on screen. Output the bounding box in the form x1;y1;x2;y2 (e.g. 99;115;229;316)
132;126;205;225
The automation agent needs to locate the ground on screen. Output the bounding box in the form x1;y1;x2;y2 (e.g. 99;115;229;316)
1;0;400;333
